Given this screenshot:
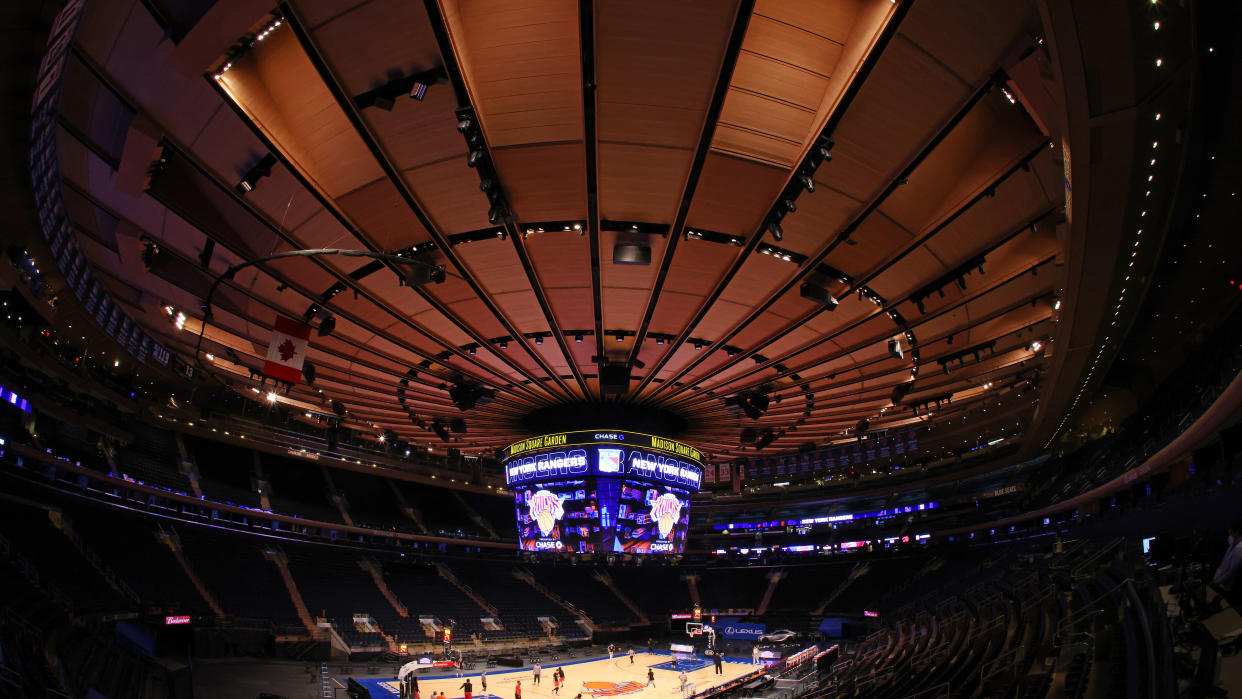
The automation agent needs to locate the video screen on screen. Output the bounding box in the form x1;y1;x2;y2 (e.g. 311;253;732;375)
614;482;692;554
504;431;703;555
515;479;599;552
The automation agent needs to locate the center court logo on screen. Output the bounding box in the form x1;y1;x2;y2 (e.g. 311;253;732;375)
581;681;645;696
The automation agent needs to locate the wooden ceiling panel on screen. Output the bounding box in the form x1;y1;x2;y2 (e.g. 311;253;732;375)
713;93;813;167
360;88;466;172
865;245;945;301
596;0;739;147
491;143;588;221
335;178;432;251
298;0;441;96
777;188;860;256
219;30;387;199
541;287;594;340
601;285;654;331
597;144;692;222
741;14;843;79
686;153;788;236
821;212;915;278
442;0;583;147
450;240;534;297
813;37;969;203
400;159;493;233
521;230;593;291
878;97;1044;234
753;0;861;45
294;0;370;28
922;171;1055;264
899;0;1039;87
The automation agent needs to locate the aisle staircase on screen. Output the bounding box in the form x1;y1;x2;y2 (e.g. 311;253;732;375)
359;559;409;618
682;574;702;608
513;568;594;630
389;481;430;534
434;562;499;616
156;527;224;617
452;491;498;538
813;561;870;615
263;547;321;637
592;570;650;625
47;511;141;605
756;570;784;616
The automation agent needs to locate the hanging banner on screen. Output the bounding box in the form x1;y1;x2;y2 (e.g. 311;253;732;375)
262;316;312;383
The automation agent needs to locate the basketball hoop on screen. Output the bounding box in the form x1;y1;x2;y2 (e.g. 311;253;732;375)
685;622;703;636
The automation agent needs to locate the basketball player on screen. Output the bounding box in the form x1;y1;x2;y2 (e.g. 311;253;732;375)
608;644;615;660
481;670;488;693
628;648;635;664
678;671;687;696
533;663;541;685
460;678;473;699
552;674;561;695
515;681;521;699
646;668;656;687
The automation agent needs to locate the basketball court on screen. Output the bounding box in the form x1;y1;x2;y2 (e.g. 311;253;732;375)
354;651;759;699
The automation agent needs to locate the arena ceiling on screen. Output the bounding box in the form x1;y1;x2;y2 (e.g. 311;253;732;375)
48;0;1086;463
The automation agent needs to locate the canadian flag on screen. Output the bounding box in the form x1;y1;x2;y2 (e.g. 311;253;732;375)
262;316;311;384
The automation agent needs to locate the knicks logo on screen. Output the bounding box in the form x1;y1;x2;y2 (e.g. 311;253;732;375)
648;493;683;539
581;682;645;696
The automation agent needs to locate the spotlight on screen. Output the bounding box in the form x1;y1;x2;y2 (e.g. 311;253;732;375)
236;153;278;195
767;220;783;241
888;339;903;360
799;282;838;310
800;172;815;192
467;150;485;167
457;117;473;133
401;260;446;287
317;315;336;337
575;334;583;343
535;335;543;345
140;240;161;271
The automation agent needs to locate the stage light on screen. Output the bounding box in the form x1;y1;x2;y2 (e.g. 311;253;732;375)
266;391;278;403
799;172;815;192
535;335;543;345
888;339;903;360
317;315;336;337
457;116;472;133
575;334;583;343
236;153;277;195
468;150;484;167
767;220;783;241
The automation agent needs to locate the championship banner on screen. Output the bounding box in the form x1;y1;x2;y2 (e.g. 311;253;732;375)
262;316;312;383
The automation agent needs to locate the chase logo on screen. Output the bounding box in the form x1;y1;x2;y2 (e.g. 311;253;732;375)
594;433;624;441
582;682;645;696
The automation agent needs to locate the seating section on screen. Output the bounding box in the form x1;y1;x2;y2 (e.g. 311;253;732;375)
176;527;301;626
451;561;570;641
815;541;1177;699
